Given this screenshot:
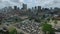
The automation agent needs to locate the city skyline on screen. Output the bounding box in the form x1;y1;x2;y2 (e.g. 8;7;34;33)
0;0;60;8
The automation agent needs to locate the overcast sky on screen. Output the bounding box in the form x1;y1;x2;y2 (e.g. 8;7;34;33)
0;0;60;8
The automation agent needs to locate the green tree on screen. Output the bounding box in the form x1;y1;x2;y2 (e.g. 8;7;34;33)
9;29;17;34
42;23;55;34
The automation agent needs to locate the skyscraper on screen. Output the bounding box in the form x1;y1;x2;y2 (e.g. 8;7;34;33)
38;6;41;12
14;6;17;10
22;3;27;10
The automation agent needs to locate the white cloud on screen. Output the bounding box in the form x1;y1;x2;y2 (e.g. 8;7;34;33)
19;0;24;2
0;0;23;8
0;0;60;8
35;0;60;8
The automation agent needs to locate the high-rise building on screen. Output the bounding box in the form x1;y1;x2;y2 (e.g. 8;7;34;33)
22;3;27;10
14;6;17;10
35;6;37;9
38;6;41;12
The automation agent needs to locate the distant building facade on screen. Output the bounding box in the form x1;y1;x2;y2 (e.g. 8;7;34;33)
38;6;41;12
22;3;27;10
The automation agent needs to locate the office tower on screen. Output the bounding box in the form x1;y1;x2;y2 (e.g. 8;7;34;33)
22;3;27;10
38;6;41;12
14;6;17;10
